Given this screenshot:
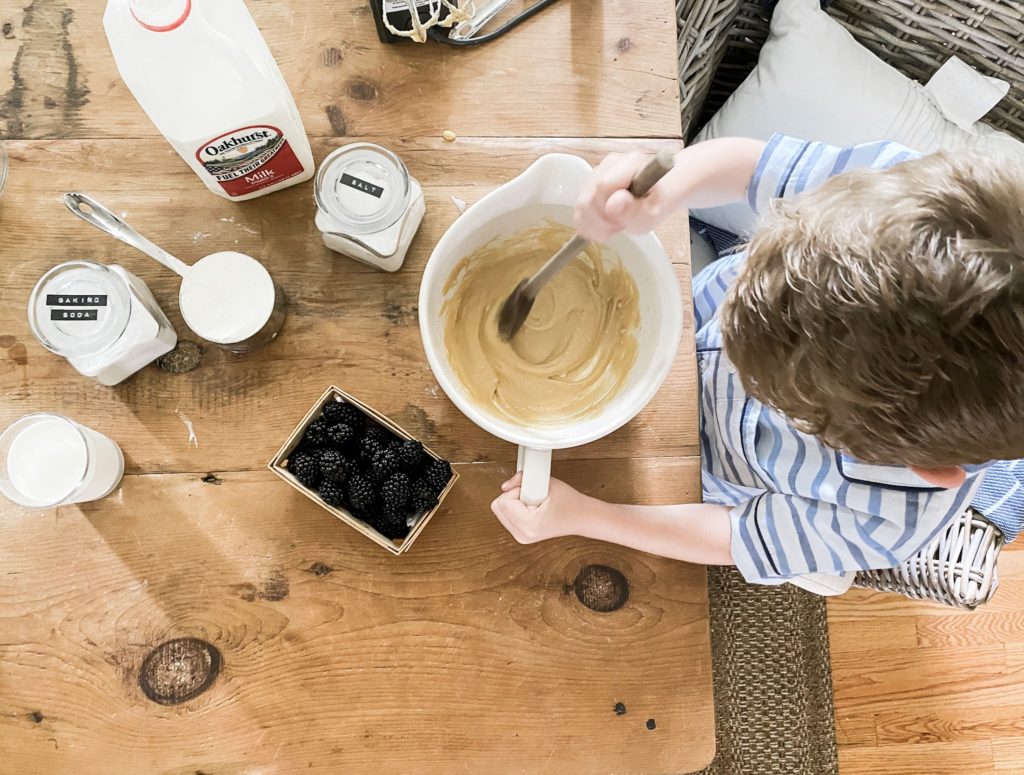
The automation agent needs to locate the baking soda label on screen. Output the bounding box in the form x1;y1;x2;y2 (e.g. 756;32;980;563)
50;309;99;321
46;294;108;306
46;293;106;322
196;125;305;198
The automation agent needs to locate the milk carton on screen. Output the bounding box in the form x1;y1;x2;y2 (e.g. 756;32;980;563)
103;0;314;200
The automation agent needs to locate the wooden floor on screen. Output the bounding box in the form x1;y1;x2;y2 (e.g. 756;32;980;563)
829;541;1024;774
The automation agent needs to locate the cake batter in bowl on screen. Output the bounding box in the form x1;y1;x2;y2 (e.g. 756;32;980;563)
419;154;683;505
441;222;641;429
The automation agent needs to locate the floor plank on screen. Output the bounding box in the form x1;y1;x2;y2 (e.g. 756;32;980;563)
993;737;1024;771
839;741;994;775
831;539;1024;773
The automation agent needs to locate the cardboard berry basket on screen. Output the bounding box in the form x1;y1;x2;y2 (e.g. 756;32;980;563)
268;385;458;555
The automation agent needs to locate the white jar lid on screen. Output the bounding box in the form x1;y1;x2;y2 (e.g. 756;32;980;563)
28;261;132;359
315;143;411;236
179;252;275;344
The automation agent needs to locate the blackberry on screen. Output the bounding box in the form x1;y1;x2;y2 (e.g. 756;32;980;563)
317;449;352;483
377;505;410;540
365;422;398;447
303;418;330;448
323;400;365;428
410;478;440;513
380;472;410;509
369;445;402;483
318;480;345;508
287;450;320;489
347;473;377;515
397;439;426;471
326;422;357;450
360;433;385;463
422;458;453;495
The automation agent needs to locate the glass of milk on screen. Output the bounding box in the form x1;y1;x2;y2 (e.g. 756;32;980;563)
0;413;125;508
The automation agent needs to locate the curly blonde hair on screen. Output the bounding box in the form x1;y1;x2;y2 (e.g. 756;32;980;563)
721;150;1024;468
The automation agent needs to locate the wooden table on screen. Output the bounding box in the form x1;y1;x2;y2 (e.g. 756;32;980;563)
0;2;714;773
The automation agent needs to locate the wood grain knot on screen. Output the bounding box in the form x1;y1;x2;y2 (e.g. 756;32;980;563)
309;562;334;577
321;46;344;67
139;638;221;705
201;473;222;485
7;342;26;365
156;340;203;373
573;565;629;612
325;104;347;136
346;77;378;101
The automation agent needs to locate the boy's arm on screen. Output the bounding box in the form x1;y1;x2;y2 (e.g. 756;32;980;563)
575;138;767;242
491;474;735;566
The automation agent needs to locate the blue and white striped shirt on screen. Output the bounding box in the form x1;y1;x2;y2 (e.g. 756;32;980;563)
694;134;1022;585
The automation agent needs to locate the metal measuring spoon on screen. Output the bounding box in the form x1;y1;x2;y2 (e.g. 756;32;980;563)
63;193;284;352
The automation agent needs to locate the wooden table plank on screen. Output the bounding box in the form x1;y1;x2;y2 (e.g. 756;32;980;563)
0;137;698;474
1;0;682;140
0;459;713;774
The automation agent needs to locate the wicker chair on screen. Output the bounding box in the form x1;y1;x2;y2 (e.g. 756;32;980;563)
675;0;1022;609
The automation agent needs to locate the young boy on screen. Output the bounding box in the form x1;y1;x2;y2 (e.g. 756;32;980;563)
490;135;1024;588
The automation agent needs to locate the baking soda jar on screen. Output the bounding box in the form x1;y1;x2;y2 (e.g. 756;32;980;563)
103;0;314;200
0;414;124;508
28;261;177;386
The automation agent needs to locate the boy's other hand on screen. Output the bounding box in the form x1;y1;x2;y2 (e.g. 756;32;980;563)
574;151;676;242
490;473;590;544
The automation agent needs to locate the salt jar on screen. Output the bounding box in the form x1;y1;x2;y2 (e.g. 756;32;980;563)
314;143;426;272
28;260;177;386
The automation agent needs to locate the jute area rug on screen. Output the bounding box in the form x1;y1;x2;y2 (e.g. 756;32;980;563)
696;567;839;775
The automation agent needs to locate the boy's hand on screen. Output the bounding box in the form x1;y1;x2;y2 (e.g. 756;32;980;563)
574;151;677;242
490;473;592;544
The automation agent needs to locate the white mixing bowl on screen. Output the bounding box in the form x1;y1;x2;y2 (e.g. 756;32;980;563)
419;153;683;505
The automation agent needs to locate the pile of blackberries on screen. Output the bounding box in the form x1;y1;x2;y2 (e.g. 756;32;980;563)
286;399;453;540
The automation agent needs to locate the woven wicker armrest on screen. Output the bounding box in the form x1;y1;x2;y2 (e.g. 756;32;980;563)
677;0;764;137
854;509;1004;610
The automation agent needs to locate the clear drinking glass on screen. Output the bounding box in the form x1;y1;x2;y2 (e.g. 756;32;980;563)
0;413;125;508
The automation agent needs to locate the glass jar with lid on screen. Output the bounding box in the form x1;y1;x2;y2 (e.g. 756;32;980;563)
314;143;426;272
28;260;177;386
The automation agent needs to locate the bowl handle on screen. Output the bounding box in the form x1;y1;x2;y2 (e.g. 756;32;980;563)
516;446;551;507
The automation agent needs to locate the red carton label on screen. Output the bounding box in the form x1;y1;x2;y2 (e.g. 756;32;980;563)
196;124;304;197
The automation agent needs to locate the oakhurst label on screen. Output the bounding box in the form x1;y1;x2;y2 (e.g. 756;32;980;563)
195;125;305;197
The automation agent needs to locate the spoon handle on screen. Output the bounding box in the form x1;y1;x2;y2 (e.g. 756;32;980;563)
523;149;676;295
63;193;192;279
627;147;677;197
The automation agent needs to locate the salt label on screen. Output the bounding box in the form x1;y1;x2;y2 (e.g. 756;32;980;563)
340;173;385;198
